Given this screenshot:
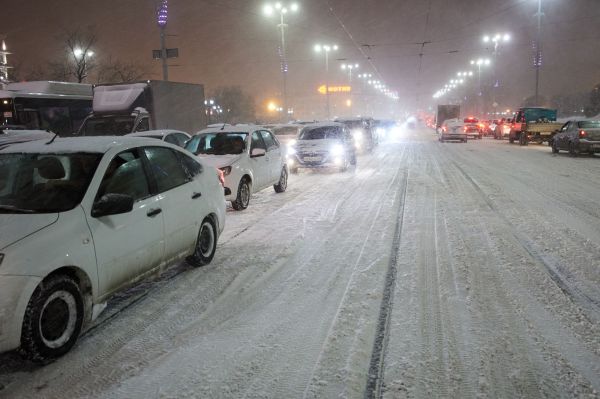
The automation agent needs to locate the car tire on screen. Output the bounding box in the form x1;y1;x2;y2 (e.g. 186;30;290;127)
21;276;84;362
552;141;559;154
232;177;251;210
568;142;578;157
274;167;288;193
187;218;217;267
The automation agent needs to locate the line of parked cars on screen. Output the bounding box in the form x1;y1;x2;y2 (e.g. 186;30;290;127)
0;117;382;362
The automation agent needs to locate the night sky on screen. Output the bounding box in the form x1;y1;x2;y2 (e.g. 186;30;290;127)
3;0;600;117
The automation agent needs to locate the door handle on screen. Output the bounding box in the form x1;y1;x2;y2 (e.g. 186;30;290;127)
147;208;162;217
192;192;202;199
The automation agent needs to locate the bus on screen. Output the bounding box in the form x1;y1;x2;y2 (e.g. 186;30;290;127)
0;81;93;136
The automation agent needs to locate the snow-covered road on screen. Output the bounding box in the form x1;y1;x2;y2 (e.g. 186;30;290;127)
1;129;598;398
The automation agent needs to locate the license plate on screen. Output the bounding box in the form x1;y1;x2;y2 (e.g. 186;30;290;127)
3;112;11;118
592;144;600;149
304;156;322;162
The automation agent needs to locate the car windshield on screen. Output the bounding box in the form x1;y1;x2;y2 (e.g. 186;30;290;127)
82;116;136;136
0;152;102;213
299;126;344;140
272;126;299;136
578;121;600;128
186;132;248;155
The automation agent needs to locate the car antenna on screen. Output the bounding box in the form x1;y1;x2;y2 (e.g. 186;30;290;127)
45;132;59;145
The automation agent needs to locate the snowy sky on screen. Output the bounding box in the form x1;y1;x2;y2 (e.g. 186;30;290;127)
3;0;600;112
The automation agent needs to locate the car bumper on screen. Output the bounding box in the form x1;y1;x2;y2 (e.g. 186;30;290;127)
0;275;41;353
290;153;346;169
441;134;467;141
579;140;600;152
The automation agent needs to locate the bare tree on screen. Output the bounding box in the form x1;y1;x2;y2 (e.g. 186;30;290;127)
58;27;98;83
96;56;149;84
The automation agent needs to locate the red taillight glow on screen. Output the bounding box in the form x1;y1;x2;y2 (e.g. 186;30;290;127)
579;130;587;138
217;169;225;186
442;126;447;132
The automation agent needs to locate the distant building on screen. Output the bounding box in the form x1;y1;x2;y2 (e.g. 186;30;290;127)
0;39;11;83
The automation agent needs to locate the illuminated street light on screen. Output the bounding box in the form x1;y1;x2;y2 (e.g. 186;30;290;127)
264;2;299;120
483;32;511;112
314;43;338;119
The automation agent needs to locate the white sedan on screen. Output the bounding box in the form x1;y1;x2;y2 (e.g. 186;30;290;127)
0;137;225;361
185;125;288;210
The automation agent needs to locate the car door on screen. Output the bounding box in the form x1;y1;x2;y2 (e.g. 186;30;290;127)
260;130;282;183
558;122;571;149
86;148;166;298
143;146;203;261
249;131;269;190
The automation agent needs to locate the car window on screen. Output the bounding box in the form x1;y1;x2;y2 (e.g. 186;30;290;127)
177;151;203;178
251;131;267;151
175;133;189;147
144;147;190;193
97;150;150;202
164;133;179;145
260;131;278;150
135;118;150;132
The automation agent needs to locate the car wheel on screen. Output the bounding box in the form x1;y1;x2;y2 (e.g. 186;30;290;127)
568;142;578;157
21;276;84;362
274;167;288;193
232;177;251;210
187;218;217;266
551;141;559;154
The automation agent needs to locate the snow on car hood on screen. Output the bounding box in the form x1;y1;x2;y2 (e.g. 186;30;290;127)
295;139;338;152
0;213;59;251
195;154;243;168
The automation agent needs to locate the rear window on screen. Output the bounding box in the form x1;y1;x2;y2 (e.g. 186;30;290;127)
578;121;600;129
299;126;344;140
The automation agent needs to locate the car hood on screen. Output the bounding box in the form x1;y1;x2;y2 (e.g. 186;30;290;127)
196;154;243;168
0;213;59;251
296;139;338;152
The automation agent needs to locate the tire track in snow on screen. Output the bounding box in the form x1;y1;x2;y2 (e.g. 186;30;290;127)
451;159;600;322
363;168;408;398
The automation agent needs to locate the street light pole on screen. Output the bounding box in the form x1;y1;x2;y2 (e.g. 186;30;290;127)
470;58;490;117
534;0;542;105
483;33;510;113
315;44;338;120
341;63;358;115
264;2;298;122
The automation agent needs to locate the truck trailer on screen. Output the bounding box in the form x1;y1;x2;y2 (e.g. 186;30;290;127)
78;80;206;136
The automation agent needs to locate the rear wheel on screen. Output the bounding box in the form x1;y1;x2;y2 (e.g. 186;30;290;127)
232;178;251;210
274;167;288;193
21;276;84;362
187;218;217;266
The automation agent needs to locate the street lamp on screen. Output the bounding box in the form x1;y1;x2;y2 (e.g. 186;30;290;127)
264;2;299;121
470;58;491;116
341;63;359;115
483;32;510;111
314;43;338;119
534;0;543;105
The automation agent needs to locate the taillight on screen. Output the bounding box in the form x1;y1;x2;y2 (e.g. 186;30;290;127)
442;126;447;132
579;130;587;138
217;169;225;186
463;126;467;132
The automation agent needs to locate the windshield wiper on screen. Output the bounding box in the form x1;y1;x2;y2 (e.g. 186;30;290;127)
0;205;36;214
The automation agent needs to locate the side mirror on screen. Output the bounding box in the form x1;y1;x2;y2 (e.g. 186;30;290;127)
250;148;266;158
92;193;134;218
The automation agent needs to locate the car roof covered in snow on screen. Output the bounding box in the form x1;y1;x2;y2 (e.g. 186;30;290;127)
299;121;345;130
126;129;190;139
194;124;261;135
0;136;173;154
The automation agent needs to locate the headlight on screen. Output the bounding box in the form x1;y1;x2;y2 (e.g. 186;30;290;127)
219;166;232;176
352;129;363;142
288;139;297;146
287;145;296;155
330;144;344;156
